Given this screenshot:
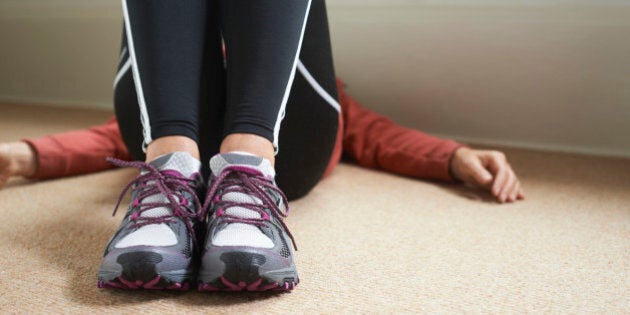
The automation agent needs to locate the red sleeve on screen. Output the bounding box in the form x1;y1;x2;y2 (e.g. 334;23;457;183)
337;79;465;182
22;118;131;179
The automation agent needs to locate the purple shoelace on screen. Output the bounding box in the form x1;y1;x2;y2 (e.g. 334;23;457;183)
107;158;201;240
201;166;297;250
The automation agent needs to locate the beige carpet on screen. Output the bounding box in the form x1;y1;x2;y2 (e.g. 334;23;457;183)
0;104;628;313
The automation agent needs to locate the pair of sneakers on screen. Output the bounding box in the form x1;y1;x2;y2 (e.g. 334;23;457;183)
97;152;298;291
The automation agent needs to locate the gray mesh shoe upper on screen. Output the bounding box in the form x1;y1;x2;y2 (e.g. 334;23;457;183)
98;153;203;286
198;152;298;288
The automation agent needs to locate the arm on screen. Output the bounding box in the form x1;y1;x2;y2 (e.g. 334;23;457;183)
22;118;130;179
337;80;463;182
337;79;524;203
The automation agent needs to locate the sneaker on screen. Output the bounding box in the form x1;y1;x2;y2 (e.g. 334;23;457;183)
197;152;299;291
97;152;203;290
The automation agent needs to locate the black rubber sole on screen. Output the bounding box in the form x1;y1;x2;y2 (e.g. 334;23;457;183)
97;251;195;290
197;251;298;292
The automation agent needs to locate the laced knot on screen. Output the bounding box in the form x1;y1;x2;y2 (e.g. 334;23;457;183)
201;165;297;250
107;158;201;239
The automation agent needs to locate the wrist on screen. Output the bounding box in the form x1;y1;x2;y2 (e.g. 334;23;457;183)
1;142;37;177
449;146;469;182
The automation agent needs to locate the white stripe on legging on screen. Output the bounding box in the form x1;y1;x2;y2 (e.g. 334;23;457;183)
113;58;132;89
296;60;341;113
272;0;313;155
122;0;153;151
118;46;128;64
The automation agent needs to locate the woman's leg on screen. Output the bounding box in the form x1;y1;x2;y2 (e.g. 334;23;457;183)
116;0;338;199
198;0;340;292
275;0;341;200
215;0;340;200
199;0;313;291
120;0;209;159
217;0;312;164
114;3;225;177
113;28;143;161
100;0;222;290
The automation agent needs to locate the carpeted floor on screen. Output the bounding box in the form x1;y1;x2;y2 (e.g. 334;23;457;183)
0;104;628;313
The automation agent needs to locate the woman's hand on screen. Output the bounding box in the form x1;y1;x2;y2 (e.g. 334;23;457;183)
0;142;37;189
450;147;524;203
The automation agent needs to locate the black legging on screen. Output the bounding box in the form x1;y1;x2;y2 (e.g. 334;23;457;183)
114;0;340;200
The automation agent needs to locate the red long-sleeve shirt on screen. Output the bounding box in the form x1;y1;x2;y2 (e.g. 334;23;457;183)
23;79;463;182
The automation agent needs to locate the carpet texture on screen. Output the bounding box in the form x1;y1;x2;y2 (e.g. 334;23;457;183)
0;104;628;313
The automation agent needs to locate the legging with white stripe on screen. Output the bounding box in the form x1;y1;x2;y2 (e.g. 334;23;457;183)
113;0;340;200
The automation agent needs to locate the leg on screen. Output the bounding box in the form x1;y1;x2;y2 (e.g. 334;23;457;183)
217;0;339;197
199;0;339;292
199;0;312;291
275;0;341;200
119;0;209;160
99;0;220;290
218;0;312;164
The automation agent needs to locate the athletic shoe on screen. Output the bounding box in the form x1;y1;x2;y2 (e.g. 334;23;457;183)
197;152;299;291
97;152;203;290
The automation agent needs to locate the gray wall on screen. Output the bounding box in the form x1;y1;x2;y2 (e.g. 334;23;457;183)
1;0;629;157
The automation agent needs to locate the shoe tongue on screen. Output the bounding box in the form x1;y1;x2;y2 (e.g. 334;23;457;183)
209;152;275;178
210;152;275;220
139;152;201;218
146;151;201;178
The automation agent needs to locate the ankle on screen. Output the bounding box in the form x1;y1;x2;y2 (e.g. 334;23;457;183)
220;133;275;166
145;136;200;162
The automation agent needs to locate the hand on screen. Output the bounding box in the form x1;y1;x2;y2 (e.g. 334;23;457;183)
450;147;524;203
0;142;37;189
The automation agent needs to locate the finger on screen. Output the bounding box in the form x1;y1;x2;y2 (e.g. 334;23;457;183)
498;170;516;203
505;162;524;201
466;159;494;188
482;152;507;196
508;180;520;202
490;163;509;197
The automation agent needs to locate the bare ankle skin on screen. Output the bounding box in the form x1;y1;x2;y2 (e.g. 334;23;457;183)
0;142;37;188
220;133;275;166
145;136;200;162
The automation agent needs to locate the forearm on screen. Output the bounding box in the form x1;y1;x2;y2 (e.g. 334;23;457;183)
23;118;131;179
344;118;464;182
338;80;465;182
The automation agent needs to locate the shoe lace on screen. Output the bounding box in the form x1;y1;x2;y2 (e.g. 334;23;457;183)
201;166;297;250
107;158;201;241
